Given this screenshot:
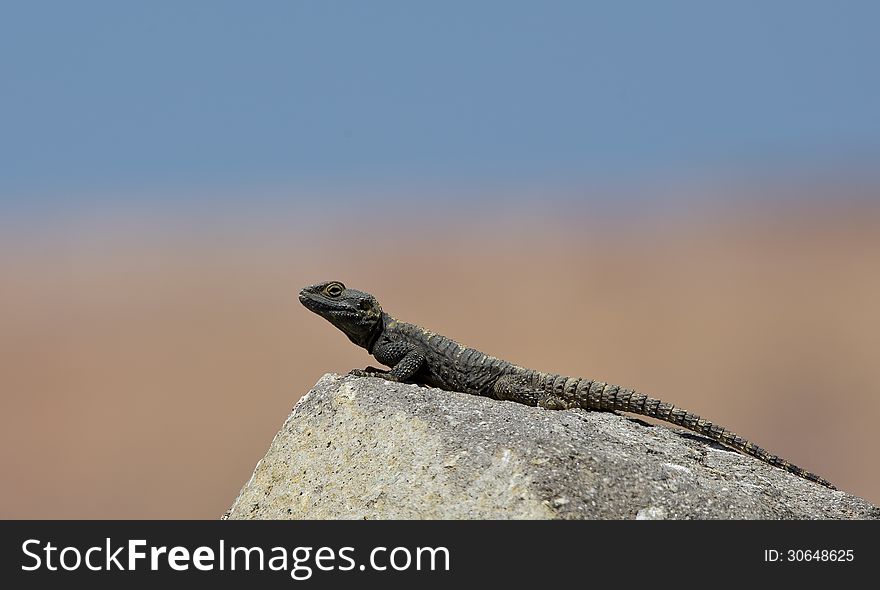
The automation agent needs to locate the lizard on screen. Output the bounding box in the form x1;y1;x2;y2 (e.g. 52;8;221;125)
299;280;837;489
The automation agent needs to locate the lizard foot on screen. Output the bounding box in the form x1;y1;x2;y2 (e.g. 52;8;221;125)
348;366;393;379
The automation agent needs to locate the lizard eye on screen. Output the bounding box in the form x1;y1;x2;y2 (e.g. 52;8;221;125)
324;282;344;297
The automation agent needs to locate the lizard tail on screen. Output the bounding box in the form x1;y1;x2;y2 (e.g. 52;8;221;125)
496;372;837;489
581;380;837;489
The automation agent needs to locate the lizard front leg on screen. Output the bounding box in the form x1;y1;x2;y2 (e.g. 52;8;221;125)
358;340;425;383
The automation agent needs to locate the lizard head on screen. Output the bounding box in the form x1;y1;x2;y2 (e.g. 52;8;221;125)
299;281;384;349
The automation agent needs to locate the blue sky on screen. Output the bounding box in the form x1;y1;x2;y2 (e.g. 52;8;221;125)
2;1;879;212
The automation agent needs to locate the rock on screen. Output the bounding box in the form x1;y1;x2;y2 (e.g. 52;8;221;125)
224;373;879;520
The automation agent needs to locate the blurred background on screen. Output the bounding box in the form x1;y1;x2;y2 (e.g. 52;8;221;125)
1;1;878;518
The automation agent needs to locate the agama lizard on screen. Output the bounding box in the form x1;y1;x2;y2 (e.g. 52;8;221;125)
299;280;836;489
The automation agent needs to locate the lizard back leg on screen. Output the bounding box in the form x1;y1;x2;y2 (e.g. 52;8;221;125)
493;373;573;409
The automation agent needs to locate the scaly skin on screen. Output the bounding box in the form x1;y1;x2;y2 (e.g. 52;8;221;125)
299;280;837;489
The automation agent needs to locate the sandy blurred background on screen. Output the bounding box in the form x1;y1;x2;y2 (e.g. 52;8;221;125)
1;194;878;518
2;3;879;517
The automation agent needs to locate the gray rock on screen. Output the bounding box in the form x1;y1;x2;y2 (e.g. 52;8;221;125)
224;373;878;520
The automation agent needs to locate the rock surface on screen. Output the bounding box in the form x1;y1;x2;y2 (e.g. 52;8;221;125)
225;373;878;520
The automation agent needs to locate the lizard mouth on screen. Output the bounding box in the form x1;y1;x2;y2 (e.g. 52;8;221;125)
298;290;333;312
299;289;359;319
